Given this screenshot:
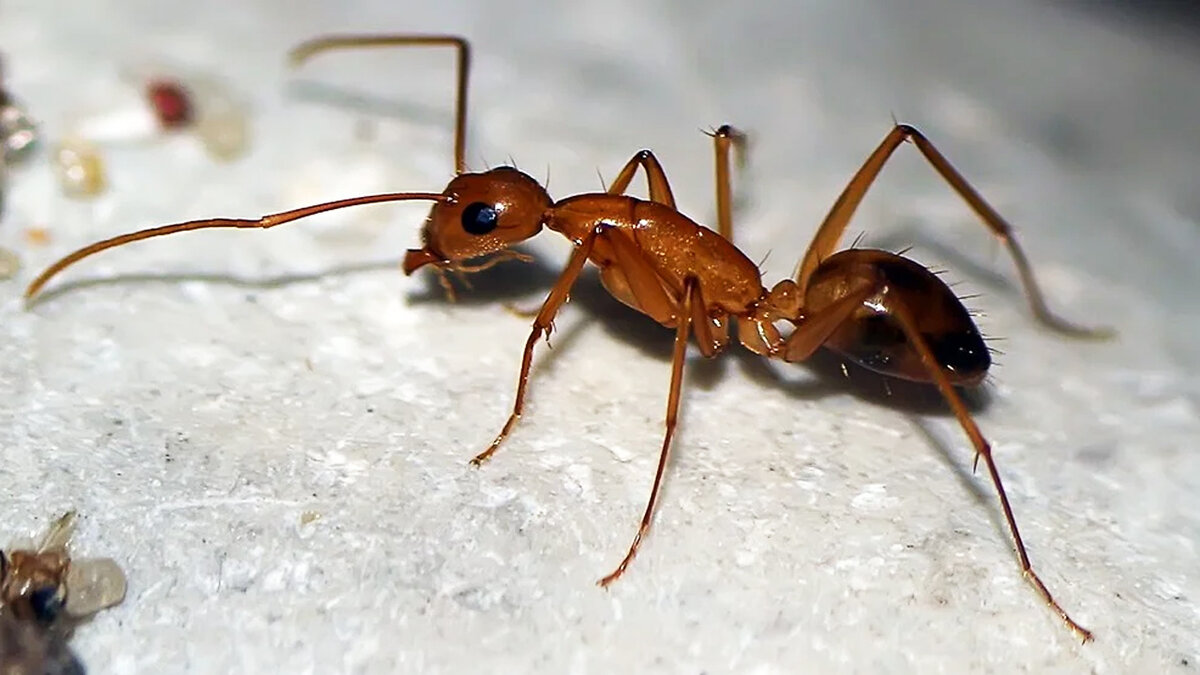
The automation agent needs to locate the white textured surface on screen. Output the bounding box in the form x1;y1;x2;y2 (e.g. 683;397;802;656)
2;1;1199;673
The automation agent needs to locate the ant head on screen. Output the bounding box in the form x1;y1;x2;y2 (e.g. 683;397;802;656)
403;167;552;274
1;550;68;625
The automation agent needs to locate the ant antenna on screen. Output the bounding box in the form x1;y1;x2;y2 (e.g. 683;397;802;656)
289;34;472;175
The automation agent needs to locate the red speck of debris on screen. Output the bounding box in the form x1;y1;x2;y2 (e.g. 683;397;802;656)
146;79;193;129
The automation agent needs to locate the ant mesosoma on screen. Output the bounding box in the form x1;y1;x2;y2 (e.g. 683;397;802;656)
24;34;1110;643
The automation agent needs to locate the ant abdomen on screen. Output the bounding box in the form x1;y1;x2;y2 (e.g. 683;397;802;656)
807;249;990;385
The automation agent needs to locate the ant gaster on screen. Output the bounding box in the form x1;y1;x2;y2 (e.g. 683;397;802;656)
24;35;1112;643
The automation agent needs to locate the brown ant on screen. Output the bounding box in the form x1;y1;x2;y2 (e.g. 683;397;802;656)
0;512;126;673
23;34;1111;643
0;512;127;626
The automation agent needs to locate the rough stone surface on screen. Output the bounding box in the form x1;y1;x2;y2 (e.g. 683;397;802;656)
1;1;1197;672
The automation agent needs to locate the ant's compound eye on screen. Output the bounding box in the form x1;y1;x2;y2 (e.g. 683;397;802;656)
30;585;64;624
461;202;499;235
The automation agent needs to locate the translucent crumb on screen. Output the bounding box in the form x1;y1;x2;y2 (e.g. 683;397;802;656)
52;138;107;198
0;91;39;165
187;74;250;162
24;228;49;246
123;63;251;161
63;557;127;617
0;246;18;280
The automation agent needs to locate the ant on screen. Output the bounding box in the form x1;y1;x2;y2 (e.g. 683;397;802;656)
0;512;127;626
0;512;126;673
23;34;1111;643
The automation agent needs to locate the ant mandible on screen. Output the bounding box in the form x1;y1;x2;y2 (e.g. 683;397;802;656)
24;34;1111;643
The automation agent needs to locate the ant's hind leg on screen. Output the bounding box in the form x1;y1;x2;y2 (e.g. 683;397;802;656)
779;279;885;363
794;124;1111;338
883;290;1094;643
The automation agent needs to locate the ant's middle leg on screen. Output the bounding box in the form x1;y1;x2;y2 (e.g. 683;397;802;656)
707;125;748;243
598;276;703;587
605;126;746;243
606;150;677;207
794;124;1110;338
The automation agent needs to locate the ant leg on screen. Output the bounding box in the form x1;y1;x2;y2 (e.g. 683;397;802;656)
594;226;729;356
883;290;1093;642
794;124;1110;338
606;150;677;208
289;35;472;175
707;125;748;243
779;281;886;363
39;511;77;552
599;276;701;587
606;126;746;232
476;225;696;466
471;224;604;466
777;272;1092;641
689;294;728;357
25;192;447;301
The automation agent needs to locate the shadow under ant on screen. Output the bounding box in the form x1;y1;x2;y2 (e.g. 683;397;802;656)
910;418;993;510
23;258;405;307
25;234;991;422
871;222;1017;299
404;244;560;306
406;247;994;418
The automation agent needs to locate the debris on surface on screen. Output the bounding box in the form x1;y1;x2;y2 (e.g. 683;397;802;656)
52;138;107;199
0;246;17;280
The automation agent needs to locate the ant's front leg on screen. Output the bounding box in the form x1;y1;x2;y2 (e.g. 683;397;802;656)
470;224;603;466
474;221;689;466
288;34;472;175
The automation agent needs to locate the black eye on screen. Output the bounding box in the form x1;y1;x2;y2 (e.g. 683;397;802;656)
30;585;63;624
461;202;499;235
